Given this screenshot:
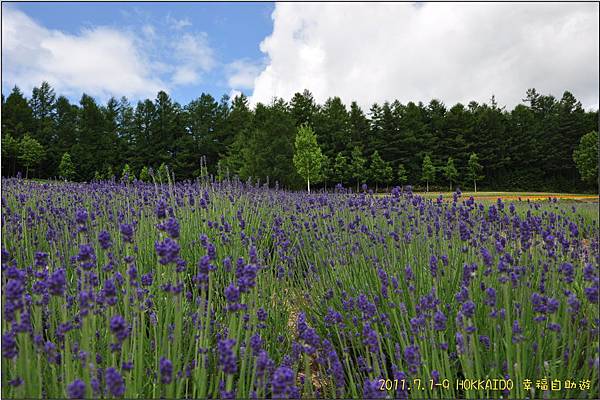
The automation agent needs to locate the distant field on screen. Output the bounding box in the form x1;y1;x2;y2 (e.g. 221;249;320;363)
415;191;598;202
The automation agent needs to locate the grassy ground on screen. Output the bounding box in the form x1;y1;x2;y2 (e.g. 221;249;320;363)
415;191;598;201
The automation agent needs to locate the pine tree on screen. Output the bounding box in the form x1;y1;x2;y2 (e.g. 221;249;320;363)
2;134;20;176
293;124;325;192
58;152;75;181
421;154;436;192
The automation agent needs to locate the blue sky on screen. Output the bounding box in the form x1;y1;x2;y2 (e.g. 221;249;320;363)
2;2;274;104
2;3;598;109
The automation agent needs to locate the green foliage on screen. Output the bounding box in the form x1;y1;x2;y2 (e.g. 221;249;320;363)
157;163;170;184
467;152;485;192
2;133;20;176
58;152;75;180
369;151;393;190
397;163;408;186
139;166;151;182
421;154;436;192
18;134;45;178
103;165;114;181
573;131;598;185
349;146;367;189
443;157;459;190
293;124;325;192
122;163;135;182
1;82;597;192
333;152;350;185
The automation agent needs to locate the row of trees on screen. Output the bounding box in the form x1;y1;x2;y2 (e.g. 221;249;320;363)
293;123;487;192
1;82;597;191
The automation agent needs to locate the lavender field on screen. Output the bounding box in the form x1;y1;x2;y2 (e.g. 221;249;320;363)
1;177;598;399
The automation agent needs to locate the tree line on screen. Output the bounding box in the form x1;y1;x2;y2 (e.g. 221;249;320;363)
1;82;597;191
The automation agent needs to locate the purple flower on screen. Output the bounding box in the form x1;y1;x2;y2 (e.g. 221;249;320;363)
156;200;167;219
257;308;268;322
558;263;574;284
98;231;112;250
484;287;496;307
271;365;299;399
105;367;125;397
155;238;180;265
362;324;379;353
225;282;240;301
5;279;24;301
46;268;66;296
433;310;447;331
404;345;421;374
110;315;129;342
363;379;387;399
2;332;18;359
512;320;524;343
120;224;135;243
429;255;438;277
567;294;580;313
141;273;153;287
250;333;263;356
67;379;86;399
481;247;493;267
75;208;88;225
479;335;490;349
160;357;173;384
218;338;237;374
79;244;96;262
237;263;258;293
158;218;180;239
461;300;476;318
585;285;599;304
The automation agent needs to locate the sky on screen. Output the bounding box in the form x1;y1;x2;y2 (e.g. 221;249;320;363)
2;2;599;110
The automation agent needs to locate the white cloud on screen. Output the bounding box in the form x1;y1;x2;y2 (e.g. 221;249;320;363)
166;14;192;30
170;33;215;84
226;59;265;89
228;89;243;101
172;65;199;85
2;7;166;100
142;24;156;38
251;3;599;109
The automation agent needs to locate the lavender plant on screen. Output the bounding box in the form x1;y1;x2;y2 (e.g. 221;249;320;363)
1;177;598;399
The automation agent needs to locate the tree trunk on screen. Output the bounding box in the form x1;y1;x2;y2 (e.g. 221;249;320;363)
474;180;477;193
307;177;310;193
426;180;429;192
